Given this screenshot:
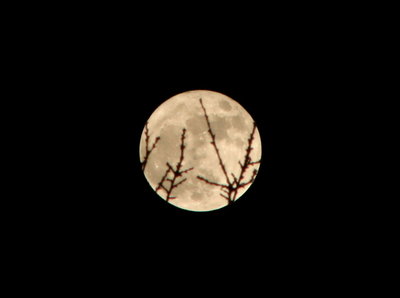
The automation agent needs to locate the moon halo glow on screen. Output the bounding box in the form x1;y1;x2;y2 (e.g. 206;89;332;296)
139;90;262;212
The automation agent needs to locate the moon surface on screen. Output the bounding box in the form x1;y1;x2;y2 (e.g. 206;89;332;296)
139;90;262;212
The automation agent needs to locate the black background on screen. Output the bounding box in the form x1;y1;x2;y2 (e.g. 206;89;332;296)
59;37;342;256
20;5;365;290
48;46;351;290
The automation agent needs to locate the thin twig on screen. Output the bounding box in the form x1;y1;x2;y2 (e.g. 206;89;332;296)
197;175;229;188
199;98;231;186
181;167;194;175
156;166;171;192
174;178;187;188
220;193;230;202
156;128;194;201
197;98;261;205
141;121;161;171
238;169;258;188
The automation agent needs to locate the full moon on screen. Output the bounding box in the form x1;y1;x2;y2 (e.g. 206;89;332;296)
139;90;262;212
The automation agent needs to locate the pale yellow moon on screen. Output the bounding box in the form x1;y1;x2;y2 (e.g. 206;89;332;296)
139;90;262;212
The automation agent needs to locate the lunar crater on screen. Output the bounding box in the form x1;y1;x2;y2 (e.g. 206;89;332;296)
219;100;232;111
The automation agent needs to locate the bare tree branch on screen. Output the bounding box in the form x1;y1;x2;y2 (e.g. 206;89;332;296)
197;98;261;205
231;173;239;186
220;193;230;202
197;175;228;188
166;162;175;173
199;98;231;186
221;188;230;194
239;169;258;188
141;121;161;171
181;167;194;175
156;165;171;192
174;178;187;188
156;128;194;202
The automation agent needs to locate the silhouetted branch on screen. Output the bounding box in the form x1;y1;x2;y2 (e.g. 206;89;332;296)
197;98;261;205
156;128;194;202
141;121;161;171
221;188;230;195
220;193;229;201
166;162;175;173
231;173;239;186
199;98;230;185
197;175;228;188
174;178;187;188
239;169;258;188
181;167;194;175
156;166;171;192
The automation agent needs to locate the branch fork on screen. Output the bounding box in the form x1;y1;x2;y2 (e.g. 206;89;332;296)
197;98;261;205
156;128;194;202
141;121;161;171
